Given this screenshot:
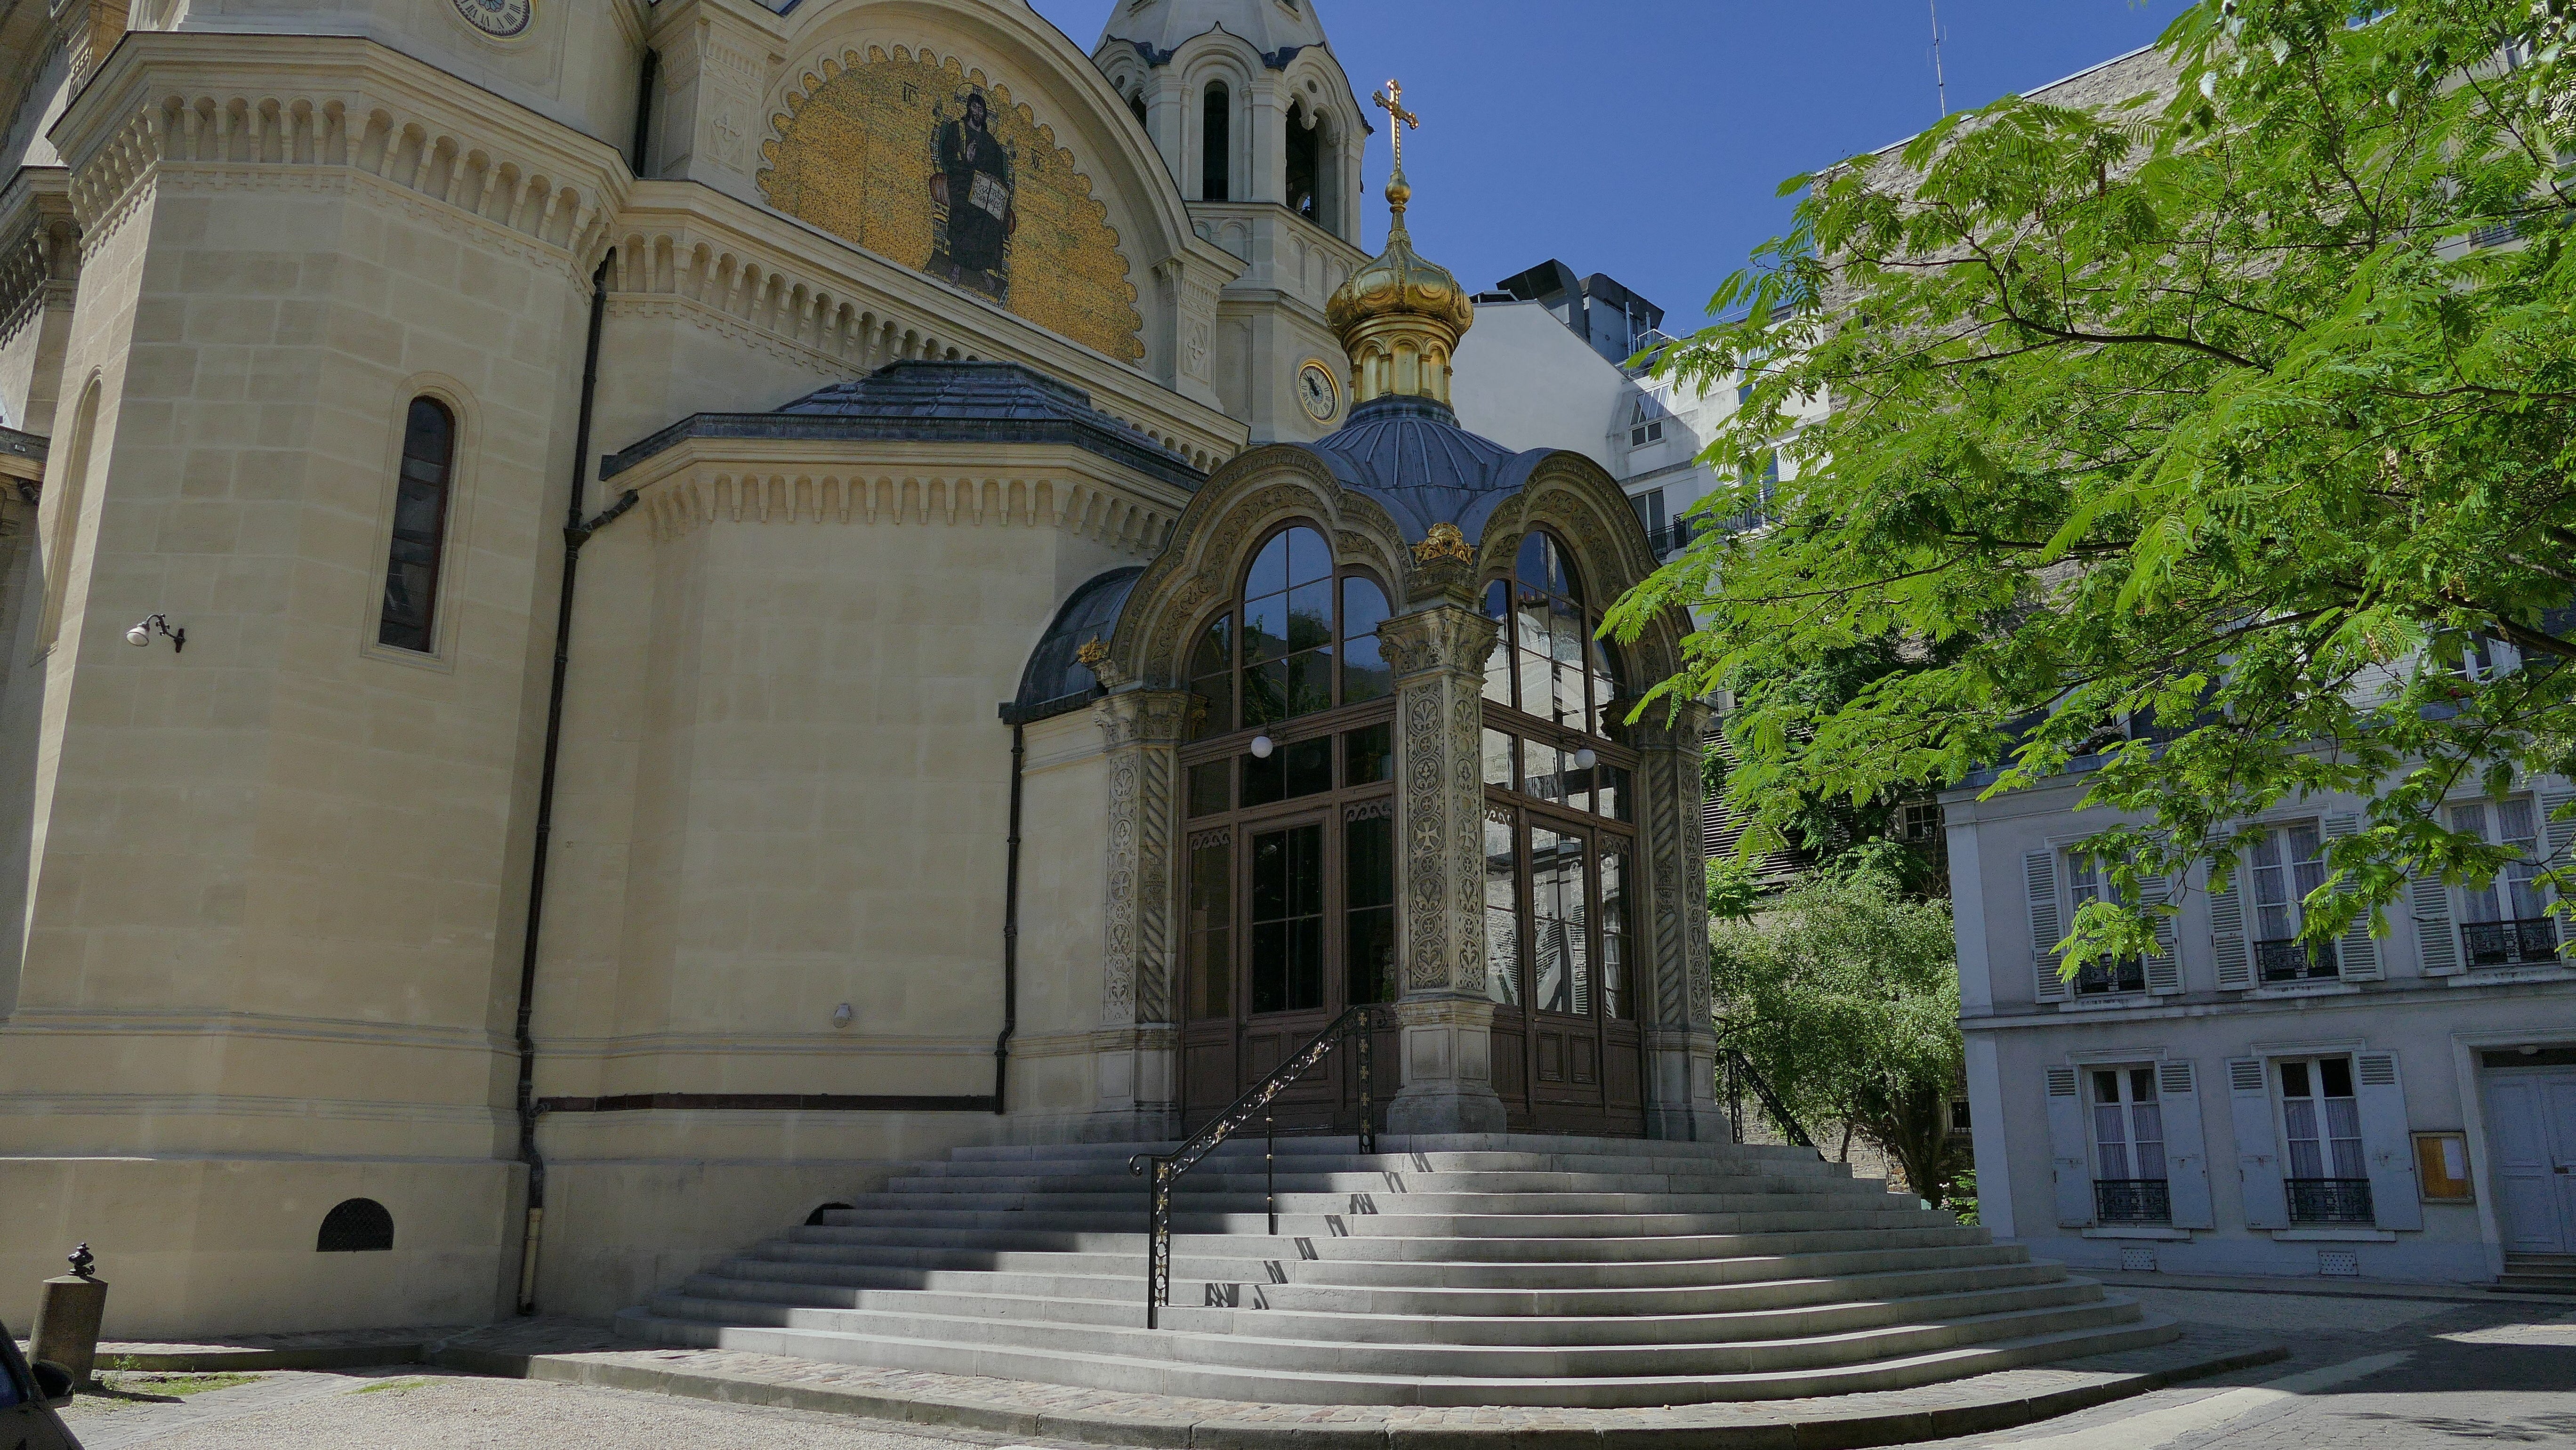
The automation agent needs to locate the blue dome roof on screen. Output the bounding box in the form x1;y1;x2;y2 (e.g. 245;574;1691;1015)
1289;396;1554;544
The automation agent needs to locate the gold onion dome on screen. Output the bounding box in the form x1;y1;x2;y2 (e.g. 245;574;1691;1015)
1326;96;1471;411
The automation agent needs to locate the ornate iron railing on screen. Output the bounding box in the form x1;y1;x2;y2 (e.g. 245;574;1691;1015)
2255;937;2340;983
2286;1176;2375;1225
1126;1002;1389;1328
1718;1047;1814;1150
2094;1178;2172;1224
2462;918;2561;967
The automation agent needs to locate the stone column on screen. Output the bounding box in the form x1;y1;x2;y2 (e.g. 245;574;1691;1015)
1090;685;1191;1140
1631;701;1727;1142
1377;534;1508;1135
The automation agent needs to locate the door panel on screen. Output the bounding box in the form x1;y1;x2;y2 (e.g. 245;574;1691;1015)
2488;1075;2565;1253
2550;1077;2576;1252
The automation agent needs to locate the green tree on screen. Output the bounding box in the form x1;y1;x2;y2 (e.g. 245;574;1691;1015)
1711;872;1969;1205
1612;0;2576;968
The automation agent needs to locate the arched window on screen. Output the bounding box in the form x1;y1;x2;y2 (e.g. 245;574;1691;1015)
1176;523;1401;1109
378;397;455;652
1201;82;1231;201
1286;101;1321;223
1483;531;1621;736
1129;89;1149;129
1476;529;1641;1087
316;1197;394;1252
1186;523;1390;741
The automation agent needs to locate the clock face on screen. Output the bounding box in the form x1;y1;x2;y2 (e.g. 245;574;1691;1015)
1298;362;1340;423
451;0;532;38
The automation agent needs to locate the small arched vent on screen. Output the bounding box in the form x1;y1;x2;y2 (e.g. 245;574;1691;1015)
316;1198;395;1253
805;1201;855;1227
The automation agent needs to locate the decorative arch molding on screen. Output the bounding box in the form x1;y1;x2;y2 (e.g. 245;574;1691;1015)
1468;453;1693;689
1103;446;1409;690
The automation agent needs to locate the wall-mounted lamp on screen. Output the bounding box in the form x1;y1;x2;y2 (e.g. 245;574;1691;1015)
1249;734;1275;759
1572;747;1598;771
831;1002;854;1030
126;614;184;653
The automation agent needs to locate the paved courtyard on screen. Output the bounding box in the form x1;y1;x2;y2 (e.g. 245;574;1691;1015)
49;1284;2576;1450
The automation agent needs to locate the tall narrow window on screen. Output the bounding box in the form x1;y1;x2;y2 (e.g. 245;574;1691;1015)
1129;89;1149;129
1201;82;1231;201
1285;100;1321;221
2278;1056;2373;1224
378;398;455;652
2246;822;2334;981
2090;1067;2169;1223
2451;798;2553;965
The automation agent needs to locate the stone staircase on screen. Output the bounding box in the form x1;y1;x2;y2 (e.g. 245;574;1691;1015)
2497;1252;2576;1295
616;1133;2176;1407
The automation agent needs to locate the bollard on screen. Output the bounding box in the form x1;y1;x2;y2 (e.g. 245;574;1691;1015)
30;1244;108;1390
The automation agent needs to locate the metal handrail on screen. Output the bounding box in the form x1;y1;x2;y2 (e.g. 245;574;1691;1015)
1718;1046;1815;1150
1127;1002;1389;1328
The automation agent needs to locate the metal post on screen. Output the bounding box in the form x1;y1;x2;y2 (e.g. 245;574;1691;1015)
1356;1016;1375;1155
1265;1114;1277;1236
1144;1157;1171;1330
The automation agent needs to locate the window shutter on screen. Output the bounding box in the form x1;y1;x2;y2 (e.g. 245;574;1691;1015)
2544;789;2576;956
2409;871;2459;976
2044;1065;2094;1227
2026;851;2066;1003
2141;872;2182;993
2210;870;2253;991
2353;1052;2423;1232
2157;1060;2214;1229
2321;814;2382;980
2227;1056;2289;1229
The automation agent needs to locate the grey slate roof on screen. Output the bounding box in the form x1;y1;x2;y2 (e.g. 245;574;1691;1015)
1007;566;1145;725
1287;396;1556;544
600;360;1207;490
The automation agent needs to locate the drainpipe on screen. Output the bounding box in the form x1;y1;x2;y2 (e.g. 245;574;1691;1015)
994;721;1024;1113
511;46;657;1319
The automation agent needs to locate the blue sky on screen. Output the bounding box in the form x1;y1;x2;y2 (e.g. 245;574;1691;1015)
1024;0;2191;329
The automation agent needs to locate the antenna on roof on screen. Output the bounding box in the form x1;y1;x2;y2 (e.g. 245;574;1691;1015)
1929;0;1950;117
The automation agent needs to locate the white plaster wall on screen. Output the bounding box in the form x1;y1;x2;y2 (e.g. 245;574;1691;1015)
1450;300;1628;469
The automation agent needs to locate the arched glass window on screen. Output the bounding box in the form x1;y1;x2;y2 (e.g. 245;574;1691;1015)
378;397;455;652
1186;523;1390;741
1201;82;1231;201
1483;531;1620;736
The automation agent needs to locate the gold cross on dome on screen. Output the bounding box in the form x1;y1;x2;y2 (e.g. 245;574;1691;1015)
1372;80;1419;168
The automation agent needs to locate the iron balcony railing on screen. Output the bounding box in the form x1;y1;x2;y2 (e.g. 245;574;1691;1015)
2094;1178;2171;1224
1718;1047;1814;1150
2462;918;2561;967
2286;1176;2375;1225
1126;1002;1389;1329
2255;937;2340;983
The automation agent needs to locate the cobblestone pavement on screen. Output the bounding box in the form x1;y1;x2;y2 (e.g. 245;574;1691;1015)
1886;1288;2576;1448
45;1286;2576;1449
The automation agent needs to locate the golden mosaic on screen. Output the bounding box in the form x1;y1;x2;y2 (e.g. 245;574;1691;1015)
760;47;1145;361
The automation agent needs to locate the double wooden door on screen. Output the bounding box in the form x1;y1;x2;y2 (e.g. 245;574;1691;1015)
1180;801;1398;1134
1484;804;1647;1136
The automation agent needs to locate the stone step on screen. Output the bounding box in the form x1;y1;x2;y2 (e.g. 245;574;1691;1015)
883;1168;1892;1197
810;1207;1950;1237
693;1256;2064;1325
840;1188;1906;1216
634;1298;2164;1401
914;1148;1860;1181
1243;1260;2074;1320
943;1133;1827;1165
781;1221;1995;1264
1289;1239;2028;1284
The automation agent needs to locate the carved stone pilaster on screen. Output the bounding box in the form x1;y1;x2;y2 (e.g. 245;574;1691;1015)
1095;688;1191;1029
1377;601;1509;1134
1152;255;1225;410
1630;700;1726;1142
649;0;778;207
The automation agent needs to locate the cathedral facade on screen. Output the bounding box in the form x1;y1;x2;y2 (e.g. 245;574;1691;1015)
0;0;1719;1336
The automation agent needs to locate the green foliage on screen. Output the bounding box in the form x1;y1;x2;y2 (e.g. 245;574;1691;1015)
1707;855;1763;921
1712;874;1970;1204
1612;0;2576;970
